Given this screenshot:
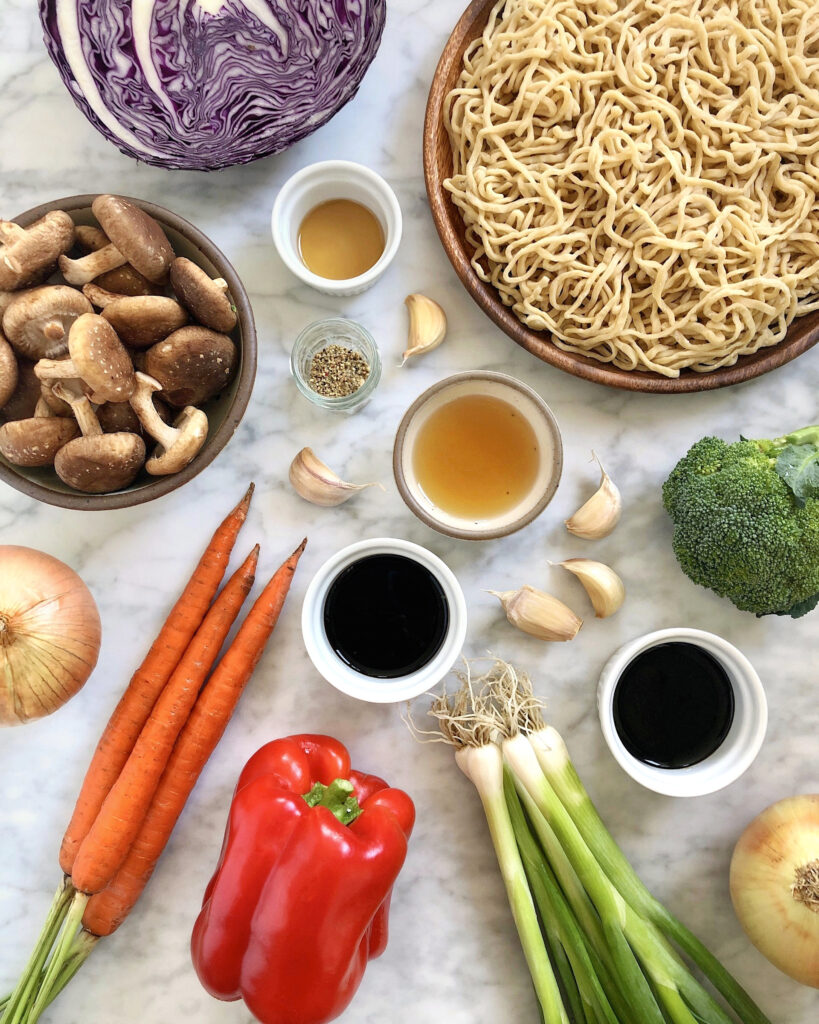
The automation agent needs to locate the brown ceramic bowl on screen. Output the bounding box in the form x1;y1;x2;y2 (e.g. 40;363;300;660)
0;194;256;510
393;371;563;540
424;0;819;394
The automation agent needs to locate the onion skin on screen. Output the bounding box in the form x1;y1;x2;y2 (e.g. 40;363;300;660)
730;794;819;988
0;546;101;726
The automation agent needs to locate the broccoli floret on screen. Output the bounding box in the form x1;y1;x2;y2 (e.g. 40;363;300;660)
662;429;819;618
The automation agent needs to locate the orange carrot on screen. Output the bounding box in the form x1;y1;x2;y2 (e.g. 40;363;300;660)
59;483;254;876
70;545;259;896
82;538;307;938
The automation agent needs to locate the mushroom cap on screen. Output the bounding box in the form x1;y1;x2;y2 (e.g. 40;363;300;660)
91;196;173;284
55;432;146;493
0;333;17;409
96;264;163;298
74;225;109;253
0;358;39;422
0;415;79;466
96;400;143;435
144;326;238;407
0;211;74;290
170;258;238;333
0;293;17;320
146;406;208;476
68;313;136;403
75;226;163;297
102;296;188;348
2;285;93;361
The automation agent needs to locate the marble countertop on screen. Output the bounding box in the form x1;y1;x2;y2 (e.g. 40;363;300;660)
1;2;817;1022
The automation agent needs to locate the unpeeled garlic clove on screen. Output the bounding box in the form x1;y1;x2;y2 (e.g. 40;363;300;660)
565;454;621;539
402;293;447;365
488;584;582;642
289;447;381;507
558;559;624;618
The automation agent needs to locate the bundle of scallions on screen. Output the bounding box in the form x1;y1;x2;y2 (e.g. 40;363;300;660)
418;659;772;1024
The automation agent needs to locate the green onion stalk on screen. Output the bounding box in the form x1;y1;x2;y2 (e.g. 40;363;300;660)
528;725;772;1024
425;684;570;1023
504;769;620;1024
419;658;774;1024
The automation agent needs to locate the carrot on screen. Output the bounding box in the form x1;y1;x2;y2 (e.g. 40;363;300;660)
69;545;259;897
59;483;254;876
82;537;307;939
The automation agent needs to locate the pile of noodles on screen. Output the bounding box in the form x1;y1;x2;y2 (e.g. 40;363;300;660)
444;0;819;376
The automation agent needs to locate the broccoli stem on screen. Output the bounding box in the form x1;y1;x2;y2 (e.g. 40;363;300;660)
753;425;819;457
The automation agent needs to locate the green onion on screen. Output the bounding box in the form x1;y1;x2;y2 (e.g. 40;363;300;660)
528;727;772;1024
505;734;666;1024
505;768;620;1024
454;744;569;1023
417;658;774;1024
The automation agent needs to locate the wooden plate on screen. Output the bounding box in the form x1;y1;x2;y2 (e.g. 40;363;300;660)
423;0;819;393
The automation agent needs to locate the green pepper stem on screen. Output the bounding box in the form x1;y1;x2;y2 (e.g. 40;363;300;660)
303;779;362;825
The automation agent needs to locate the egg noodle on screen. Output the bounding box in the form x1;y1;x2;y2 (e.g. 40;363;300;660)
444;0;819;376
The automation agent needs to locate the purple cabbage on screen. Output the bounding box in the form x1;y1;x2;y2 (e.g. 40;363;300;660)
39;0;386;171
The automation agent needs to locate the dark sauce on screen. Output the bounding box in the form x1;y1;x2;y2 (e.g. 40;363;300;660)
613;642;734;769
323;554;449;678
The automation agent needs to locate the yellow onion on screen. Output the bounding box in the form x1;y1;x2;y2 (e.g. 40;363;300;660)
0;545;101;725
730;794;819;988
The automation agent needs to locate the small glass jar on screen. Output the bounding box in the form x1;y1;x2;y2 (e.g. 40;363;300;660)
290;318;381;413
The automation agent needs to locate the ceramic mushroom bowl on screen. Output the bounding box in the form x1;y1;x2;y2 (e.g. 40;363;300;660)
0;194;256;510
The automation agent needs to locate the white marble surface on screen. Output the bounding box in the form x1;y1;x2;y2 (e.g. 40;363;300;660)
1;2;818;1022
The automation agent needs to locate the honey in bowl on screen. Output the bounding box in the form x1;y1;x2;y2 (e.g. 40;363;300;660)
412;393;540;520
297;198;385;280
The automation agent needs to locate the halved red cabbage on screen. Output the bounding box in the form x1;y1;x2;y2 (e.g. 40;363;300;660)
39;0;386;171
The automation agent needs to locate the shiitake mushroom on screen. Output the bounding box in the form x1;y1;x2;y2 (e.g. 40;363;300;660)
144;326;237;407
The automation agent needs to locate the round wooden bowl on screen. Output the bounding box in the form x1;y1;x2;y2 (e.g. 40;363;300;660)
0;195;257;510
423;0;819;394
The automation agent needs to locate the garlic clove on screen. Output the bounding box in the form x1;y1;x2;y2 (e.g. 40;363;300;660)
558;559;625;618
488;585;582;642
565;454;622;539
289;447;381;507
402;293;447;366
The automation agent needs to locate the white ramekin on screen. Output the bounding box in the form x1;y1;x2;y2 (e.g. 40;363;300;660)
301;538;467;703
597;628;767;798
393;371;563;540
271;160;402;297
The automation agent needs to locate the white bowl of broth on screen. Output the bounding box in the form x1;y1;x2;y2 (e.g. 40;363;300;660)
393;372;563;540
271;160;402;296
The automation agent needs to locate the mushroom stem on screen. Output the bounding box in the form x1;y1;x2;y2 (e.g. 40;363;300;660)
34;357;81;384
129;373;177;449
33;398;56;418
213;278;228;292
58;244;127;286
43;320;66;342
53;382;103;439
82;283;123;309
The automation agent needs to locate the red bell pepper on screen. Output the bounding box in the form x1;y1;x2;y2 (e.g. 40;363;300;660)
191;734;415;1024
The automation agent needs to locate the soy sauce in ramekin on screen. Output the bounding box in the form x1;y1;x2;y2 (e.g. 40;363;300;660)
323;554;449;678
612;642;735;769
